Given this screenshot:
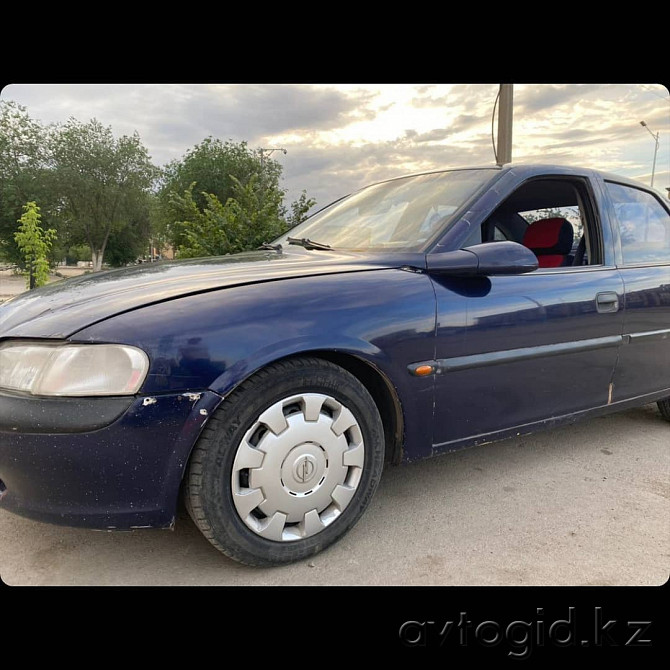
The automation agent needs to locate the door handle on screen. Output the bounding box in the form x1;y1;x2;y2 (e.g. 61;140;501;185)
596;292;619;313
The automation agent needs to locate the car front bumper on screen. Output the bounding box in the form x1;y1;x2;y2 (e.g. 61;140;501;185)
0;389;223;529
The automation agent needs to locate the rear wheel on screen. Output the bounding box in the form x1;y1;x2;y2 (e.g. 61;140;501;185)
184;357;385;566
658;398;670;422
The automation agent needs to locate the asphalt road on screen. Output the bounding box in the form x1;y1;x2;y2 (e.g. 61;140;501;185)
1;404;668;586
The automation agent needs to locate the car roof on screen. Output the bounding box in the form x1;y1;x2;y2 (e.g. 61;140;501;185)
364;163;654;192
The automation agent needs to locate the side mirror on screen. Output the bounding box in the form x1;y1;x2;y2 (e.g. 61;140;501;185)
426;241;538;276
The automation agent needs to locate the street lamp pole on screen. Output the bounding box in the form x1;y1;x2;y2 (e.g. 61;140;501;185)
258;147;287;175
640;121;660;188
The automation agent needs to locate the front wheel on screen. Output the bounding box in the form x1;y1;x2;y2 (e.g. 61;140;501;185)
658;398;670;422
184;357;385;566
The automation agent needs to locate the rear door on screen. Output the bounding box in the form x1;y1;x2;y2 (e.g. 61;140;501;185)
599;179;670;401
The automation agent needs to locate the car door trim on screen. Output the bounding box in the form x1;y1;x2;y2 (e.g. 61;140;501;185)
408;334;623;376
623;328;670;344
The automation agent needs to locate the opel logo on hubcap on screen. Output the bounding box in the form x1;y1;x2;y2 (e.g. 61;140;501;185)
294;455;317;483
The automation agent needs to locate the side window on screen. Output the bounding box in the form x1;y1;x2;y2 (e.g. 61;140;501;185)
606;182;670;265
473;178;600;268
462;224;482;247
493;226;508;241
518;206;583;244
461;221;507;246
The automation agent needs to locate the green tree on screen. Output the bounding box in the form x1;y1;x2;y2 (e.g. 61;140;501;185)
224;173;290;250
0;101;57;265
160;138;282;209
286;190;317;228
104;191;153;266
159;138;284;250
50;118;158;270
14;201;57;288
175;174;293;258
64;243;91;265
158;137;316;255
172;185;237;258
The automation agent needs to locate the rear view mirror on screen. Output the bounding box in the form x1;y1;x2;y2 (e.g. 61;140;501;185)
426;241;539;276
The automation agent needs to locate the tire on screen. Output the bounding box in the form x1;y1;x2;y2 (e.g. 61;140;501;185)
658;398;670;422
184;357;385;566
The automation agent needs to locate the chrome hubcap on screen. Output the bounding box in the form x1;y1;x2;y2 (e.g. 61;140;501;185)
231;393;365;542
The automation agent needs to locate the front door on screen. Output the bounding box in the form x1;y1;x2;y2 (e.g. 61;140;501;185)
429;174;625;451
430;270;625;450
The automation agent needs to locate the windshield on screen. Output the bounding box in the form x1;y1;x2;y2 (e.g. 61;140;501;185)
275;169;496;251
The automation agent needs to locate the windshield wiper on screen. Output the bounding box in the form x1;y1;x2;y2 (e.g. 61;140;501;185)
257;242;282;251
287;237;332;250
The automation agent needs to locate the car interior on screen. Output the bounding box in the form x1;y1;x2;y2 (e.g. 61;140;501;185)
464;178;600;268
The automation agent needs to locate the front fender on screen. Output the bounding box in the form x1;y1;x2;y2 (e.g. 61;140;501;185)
74;269;438;459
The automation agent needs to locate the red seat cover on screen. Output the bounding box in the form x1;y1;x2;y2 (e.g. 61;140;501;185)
523;218;574;268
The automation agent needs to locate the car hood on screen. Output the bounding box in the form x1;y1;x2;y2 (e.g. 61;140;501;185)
0;249;423;339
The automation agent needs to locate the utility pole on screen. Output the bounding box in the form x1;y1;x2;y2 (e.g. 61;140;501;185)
496;84;514;166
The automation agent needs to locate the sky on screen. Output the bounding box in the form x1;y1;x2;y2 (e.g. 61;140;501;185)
1;83;668;210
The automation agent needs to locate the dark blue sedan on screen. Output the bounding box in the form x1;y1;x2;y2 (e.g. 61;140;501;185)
1;164;669;566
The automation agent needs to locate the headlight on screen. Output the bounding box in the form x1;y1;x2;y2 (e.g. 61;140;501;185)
0;342;150;396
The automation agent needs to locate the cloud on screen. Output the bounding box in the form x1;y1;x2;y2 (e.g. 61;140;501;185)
2;83;668;212
280;130;497;209
411;128;452;143
411;84;498;111
515;84;609;113
1;84;379;165
411;93;451;108
204;85;378;138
